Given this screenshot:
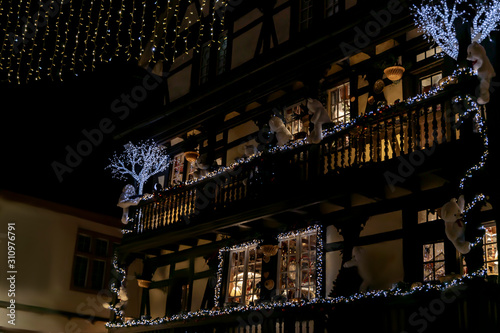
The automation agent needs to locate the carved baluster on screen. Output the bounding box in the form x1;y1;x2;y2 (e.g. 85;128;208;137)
368;125;373;163
326;141;333;173
407;109;413;153
384;121;389;161
441;103;448;143
176;193;182;222
144;204;151;231
342;136;347;167
424;105;430;149
392;117;397;158
180;191;186;220
415;109;422;150
347;134;353;166
376;121;381;162
399;114;405;155
432;104;438;146
332;141;338;169
152;203;157;229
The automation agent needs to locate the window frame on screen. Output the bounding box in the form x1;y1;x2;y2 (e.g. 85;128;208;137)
225;244;263;305
199;42;211;85
71;229;120;293
216;31;228;76
299;0;314;32
328;82;351;125
463;221;498;276
422;241;446;282
277;229;319;301
419;71;442;94
283;101;308;138
483;222;498;276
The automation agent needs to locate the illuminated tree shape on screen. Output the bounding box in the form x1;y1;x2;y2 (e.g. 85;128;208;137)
412;0;466;60
471;1;500;43
412;0;500;60
106;140;170;195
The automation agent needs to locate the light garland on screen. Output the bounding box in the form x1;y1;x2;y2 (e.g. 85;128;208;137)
0;0;229;83
134;67;477;202
109;69;492;329
108;254;127;321
451;95;489;249
106;267;487;328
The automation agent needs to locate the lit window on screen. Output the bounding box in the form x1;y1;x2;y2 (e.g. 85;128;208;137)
423;242;445;281
200;43;211;84
170;153;185;185
72;230;119;292
278;230;317;300
420;72;442;94
226;246;263;305
418;209;438;224
329;82;350;124
284;103;307;139
299;0;313;31
416;46;443;62
463;222;498;276
484;224;498;276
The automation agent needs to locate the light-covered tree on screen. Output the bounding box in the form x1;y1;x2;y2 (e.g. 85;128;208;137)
412;0;500;60
106;140;170;195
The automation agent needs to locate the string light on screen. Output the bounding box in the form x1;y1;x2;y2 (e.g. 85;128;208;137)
470;1;500;43
132;67;477;201
107;71;491;330
106;267;487;328
1;0;229;83
412;0;465;60
412;0;500;59
108;254;127;321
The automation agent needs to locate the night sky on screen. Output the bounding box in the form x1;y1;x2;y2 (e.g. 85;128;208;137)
1;61;164;218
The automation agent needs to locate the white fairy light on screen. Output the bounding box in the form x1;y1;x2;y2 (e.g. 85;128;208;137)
412;0;466;60
106;267;487;328
106;140;171;195
470;0;500;43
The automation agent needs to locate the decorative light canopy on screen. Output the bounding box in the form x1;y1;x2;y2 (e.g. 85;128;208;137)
0;0;229;84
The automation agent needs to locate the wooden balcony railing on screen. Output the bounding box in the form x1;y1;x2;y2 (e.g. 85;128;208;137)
125;82;477;236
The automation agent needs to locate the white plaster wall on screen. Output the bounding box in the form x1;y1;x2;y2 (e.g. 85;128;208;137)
0;195;121;332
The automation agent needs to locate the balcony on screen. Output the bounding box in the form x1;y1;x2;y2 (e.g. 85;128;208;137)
122;71;485;242
107;274;499;332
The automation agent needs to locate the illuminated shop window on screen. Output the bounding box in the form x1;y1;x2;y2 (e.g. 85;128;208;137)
278;230;317;300
226;246;263;305
423;242;445;281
